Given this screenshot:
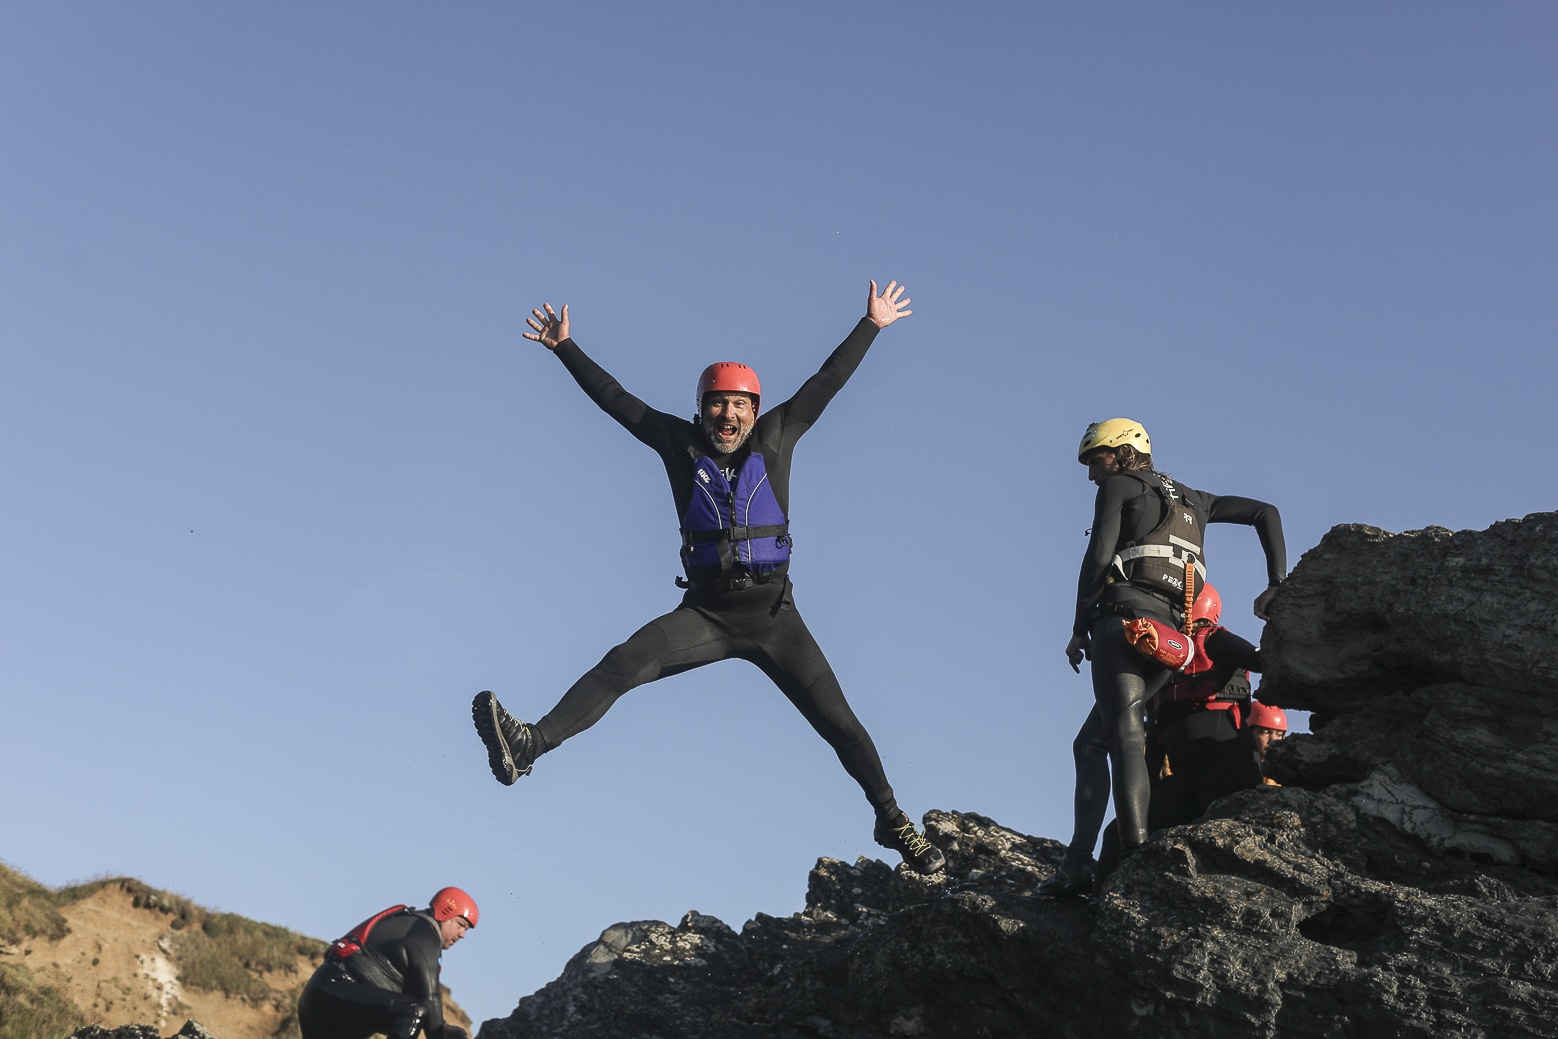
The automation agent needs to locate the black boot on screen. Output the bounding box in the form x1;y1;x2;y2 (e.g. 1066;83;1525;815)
472;690;538;786
874;810;947;875
1037;848;1095;899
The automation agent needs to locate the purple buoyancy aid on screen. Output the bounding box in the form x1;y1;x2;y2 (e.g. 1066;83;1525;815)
680;451;791;578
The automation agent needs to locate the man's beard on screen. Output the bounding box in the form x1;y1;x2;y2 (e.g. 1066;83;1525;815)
704;422;753;455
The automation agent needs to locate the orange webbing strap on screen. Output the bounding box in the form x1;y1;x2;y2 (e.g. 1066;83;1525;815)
1182;558;1196;635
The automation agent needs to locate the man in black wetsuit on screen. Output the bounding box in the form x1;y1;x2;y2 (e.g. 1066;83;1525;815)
471;281;945;874
1040;418;1286;896
296;887;475;1039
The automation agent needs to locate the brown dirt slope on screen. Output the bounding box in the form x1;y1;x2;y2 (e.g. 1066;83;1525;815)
0;863;469;1039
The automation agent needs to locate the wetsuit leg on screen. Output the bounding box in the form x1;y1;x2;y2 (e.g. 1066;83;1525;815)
745;593;897;815
534;604;735;750
297;970;424;1039
1089;614;1171;852
1064;706;1111;861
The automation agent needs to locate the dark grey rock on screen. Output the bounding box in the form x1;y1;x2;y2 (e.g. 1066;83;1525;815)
465;511;1558;1037
1259;513;1558;711
66;1022;215;1039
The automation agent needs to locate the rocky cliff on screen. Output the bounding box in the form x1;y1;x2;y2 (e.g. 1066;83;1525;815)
476;512;1558;1039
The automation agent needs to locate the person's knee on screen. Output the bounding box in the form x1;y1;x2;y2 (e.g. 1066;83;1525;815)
386;1002;428;1039
597;632;665;682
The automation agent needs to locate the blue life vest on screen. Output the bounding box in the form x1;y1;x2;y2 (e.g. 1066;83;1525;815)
680;452;790;577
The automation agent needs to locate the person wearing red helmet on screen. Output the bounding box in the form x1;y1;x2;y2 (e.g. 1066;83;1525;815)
470;280;946;874
1246;700;1289;784
1041;421;1287;897
1143;583;1267;832
296;888;476;1039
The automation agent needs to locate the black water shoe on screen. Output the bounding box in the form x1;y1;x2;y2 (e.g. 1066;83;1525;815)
1036;852;1095;899
472;690;537;785
874;811;947;875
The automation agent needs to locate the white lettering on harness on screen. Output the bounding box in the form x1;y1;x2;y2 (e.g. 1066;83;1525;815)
698;468;711;483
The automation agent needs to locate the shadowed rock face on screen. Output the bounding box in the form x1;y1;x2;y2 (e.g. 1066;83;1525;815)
1259;514;1558;710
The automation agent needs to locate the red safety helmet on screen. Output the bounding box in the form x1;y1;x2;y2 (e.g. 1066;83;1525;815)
697;362;761;410
1246;701;1288;733
1189;584;1223;627
430;887;478;928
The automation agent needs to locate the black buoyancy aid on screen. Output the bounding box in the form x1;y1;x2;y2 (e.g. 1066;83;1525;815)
326;904;410;961
1162;626;1251;709
680;451;790;577
1111;472;1206;603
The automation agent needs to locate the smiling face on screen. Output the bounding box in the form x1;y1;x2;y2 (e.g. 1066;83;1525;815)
701;392;756;455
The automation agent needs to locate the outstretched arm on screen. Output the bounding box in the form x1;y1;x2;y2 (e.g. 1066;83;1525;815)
1206;495;1288;620
525;301;685;450
772;279;910;433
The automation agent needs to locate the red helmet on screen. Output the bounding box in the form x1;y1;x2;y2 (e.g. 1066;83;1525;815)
1190;584;1222;627
1247;701;1288;733
430;887;478;928
697;362;761;410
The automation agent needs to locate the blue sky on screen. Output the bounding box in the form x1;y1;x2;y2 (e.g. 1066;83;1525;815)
2;2;1554;1025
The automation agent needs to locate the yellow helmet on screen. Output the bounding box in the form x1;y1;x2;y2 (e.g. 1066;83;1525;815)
1078;418;1150;462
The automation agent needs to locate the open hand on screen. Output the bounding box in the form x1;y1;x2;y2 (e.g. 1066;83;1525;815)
867;280;912;328
523;303;569;350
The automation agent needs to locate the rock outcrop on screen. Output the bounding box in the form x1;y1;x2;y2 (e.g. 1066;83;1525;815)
477;512;1558;1039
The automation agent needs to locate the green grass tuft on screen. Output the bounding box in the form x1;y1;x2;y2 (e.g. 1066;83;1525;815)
0;861;70;944
0;960;86;1039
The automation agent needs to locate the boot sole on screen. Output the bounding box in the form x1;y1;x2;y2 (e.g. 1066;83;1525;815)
472;690;518;786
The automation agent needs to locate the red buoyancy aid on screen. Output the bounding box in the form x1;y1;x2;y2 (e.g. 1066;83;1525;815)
326;904;410;961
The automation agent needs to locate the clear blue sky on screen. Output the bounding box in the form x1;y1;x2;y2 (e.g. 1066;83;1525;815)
3;2;1553;1025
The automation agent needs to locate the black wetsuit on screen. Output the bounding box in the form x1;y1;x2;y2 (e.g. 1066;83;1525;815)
1147;628;1264;831
532;318;899;817
1066;471;1285;859
297;909;455;1039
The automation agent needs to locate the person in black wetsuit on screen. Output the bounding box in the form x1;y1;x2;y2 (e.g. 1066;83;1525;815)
296;887;475;1039
1039;418;1286;896
470;281;945;874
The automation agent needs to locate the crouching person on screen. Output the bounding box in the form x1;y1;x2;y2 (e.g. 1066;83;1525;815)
1144;584;1265;832
297;887;476;1039
1247;700;1289;784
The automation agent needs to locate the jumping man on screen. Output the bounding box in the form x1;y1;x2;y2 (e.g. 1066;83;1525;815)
472;281;945;874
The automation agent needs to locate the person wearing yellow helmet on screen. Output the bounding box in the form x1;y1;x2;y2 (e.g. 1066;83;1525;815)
1040;419;1287;897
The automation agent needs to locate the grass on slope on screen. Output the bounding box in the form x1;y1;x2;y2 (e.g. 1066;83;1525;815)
1;861;327;1036
0;960;86;1039
0;860;70;944
107;879;327;1004
0;862;83;1039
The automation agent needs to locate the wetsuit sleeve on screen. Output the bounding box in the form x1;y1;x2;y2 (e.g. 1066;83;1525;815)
1072;477;1138;638
1203;627;1262;674
1204;494;1288;586
765;317;880;440
401;921;447;1035
552;338;684;452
